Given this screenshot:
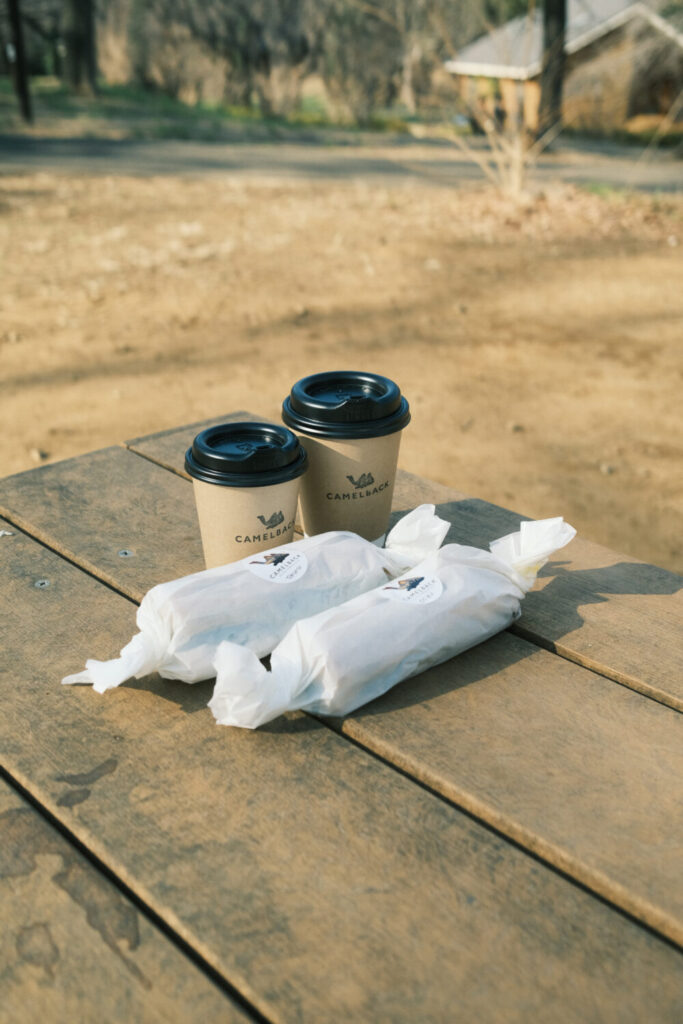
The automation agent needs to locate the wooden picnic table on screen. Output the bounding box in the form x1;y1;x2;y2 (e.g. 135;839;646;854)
1;411;682;1023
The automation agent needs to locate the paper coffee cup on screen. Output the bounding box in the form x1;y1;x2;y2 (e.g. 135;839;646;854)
282;372;410;542
185;423;307;568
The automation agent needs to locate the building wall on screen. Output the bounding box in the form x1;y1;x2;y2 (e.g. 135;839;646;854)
565;18;683;130
563;23;635;130
454;16;683;136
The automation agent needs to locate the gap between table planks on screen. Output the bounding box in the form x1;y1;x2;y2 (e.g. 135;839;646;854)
1;426;682;948
1;521;682;1023
125;415;683;713
0;776;251;1024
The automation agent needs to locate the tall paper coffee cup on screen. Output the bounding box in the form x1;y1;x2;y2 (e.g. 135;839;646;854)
282;372;410;543
185;423;307;568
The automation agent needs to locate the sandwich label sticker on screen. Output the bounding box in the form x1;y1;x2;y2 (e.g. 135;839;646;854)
382;575;443;605
246;551;308;584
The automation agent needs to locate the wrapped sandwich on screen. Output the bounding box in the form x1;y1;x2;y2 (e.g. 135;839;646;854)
209;517;576;729
62;504;449;693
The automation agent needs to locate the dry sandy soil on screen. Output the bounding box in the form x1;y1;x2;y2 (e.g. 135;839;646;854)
1;171;682;571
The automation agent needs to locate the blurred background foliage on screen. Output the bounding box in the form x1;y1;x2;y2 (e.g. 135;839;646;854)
0;0;531;124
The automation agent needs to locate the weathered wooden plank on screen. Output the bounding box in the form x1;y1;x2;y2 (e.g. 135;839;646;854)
127;418;683;711
391;469;683;711
329;629;683;946
2;522;682;1022
0;777;250;1024
0;447;206;601
5;426;683;945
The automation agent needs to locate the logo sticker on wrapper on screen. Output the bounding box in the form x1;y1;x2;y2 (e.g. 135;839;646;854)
382;575;443;606
247;551;308;584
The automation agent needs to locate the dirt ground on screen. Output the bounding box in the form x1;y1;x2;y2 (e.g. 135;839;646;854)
1;171;682;571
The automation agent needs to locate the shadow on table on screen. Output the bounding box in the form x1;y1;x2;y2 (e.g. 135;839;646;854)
352;498;682;720
126;674;214;713
126;670;321;734
391;498;682;634
523;557;682;643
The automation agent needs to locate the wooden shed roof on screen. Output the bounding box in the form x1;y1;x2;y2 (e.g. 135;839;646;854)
444;0;683;81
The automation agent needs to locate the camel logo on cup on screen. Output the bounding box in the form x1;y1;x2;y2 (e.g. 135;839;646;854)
327;471;388;502
247;551;308;584
235;510;294;545
347;472;375;489
383;575;443;605
257;510;285;530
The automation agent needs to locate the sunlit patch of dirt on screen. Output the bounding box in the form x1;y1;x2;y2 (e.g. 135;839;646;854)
1;173;681;569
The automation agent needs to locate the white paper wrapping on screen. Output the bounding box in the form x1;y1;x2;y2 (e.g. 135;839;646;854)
61;504;449;693
209;517;576;729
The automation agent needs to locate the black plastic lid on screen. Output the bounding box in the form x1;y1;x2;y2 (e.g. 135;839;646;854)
185;422;308;487
282;371;410;439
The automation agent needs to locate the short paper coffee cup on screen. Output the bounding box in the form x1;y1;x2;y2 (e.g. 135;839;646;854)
185;422;307;568
282;371;410;542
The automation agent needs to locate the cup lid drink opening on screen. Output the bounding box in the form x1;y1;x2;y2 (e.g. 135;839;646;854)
185;422;308;487
282;371;410;439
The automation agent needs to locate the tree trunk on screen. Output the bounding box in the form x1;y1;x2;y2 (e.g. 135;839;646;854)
127;0;149;87
8;0;33;123
62;0;97;95
538;0;566;138
398;42;420;115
